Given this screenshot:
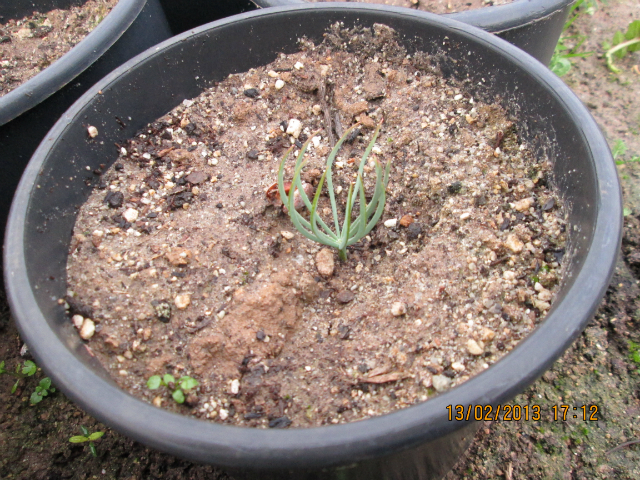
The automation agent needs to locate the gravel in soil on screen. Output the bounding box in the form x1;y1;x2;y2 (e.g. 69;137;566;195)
0;0;118;97
66;23;565;428
1;0;639;478
306;0;512;15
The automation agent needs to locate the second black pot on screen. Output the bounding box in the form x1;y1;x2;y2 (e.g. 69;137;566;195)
0;0;172;240
4;4;620;480
252;0;574;65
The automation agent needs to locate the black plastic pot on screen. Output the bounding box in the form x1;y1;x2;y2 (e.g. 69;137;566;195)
158;0;257;34
253;0;574;65
0;0;172;237
4;4;620;480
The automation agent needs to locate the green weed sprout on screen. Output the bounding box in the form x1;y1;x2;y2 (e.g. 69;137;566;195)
69;426;104;457
604;20;640;73
0;359;55;404
278;121;390;262
147;373;199;404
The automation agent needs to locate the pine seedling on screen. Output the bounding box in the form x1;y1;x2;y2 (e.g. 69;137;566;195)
278;121;390;261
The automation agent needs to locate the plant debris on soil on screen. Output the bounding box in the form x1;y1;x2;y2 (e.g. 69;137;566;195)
66;22;565;428
1;0;639;478
306;0;512;15
0;0;117;97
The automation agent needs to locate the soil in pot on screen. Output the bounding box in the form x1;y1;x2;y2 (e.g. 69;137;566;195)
304;0;512;15
66;22;567;429
0;0;119;97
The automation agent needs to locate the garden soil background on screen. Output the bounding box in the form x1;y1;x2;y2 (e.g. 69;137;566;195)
1;0;639;478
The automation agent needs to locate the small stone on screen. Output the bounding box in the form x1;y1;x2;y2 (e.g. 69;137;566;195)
407;222;423;240
542;197;556;211
336;290;355;304
451;361;466;372
514;197;534;212
316;248;335;276
166;247;192;266
269;416;292;428
219;408;229;420
79;318;95;340
185;171;208;184
122;208;139;223
384;218;397;228
537;289;552;302
312;104;322;115
230;379;240;395
481;328;496;342
275;79;285;90
105;191;124;208
243;88;259;98
72;314;84;329
281;230;295;240
87;126;98;138
175;294;191;310
467;338;484;356
246;149;259;160
399;215;414;227
505;234;524;253
448;181;463;194
432;374;452;392
152;396;163;407
391;302;407;316
286;119;303;138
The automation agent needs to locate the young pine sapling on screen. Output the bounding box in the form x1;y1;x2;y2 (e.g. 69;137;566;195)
278;121;390;261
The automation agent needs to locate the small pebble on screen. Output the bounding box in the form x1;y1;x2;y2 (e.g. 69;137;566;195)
281;230;295;240
174;293;191;310
467;338;484;356
336;290;355;304
505;234;524;253
384;218;397;228
286;118;303;138
87;126;98;138
122;208;139;223
219;408;229;420
390;302;407;316
79;318;95;340
432;375;452;392
275;79;285;90
72;314;84;329
315;248;335;276
230;379;240;395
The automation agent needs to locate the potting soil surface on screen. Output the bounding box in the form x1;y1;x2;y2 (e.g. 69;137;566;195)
306;0;512;15
1;0;640;477
0;0;118;97
66;22;565;428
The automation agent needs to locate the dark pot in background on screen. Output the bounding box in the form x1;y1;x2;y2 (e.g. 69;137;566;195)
252;0;574;65
0;0;172;239
158;0;256;34
4;4;620;480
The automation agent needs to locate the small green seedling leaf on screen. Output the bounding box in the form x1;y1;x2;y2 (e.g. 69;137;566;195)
88;431;105;441
179;377;199;391
69;435;89;443
147;375;162;390
163;373;175;385
172;389;185;404
22;360;37;376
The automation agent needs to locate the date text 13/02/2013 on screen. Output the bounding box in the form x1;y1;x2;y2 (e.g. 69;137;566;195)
446;404;599;422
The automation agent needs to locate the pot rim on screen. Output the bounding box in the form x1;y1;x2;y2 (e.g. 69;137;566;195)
0;0;147;126
251;0;577;33
4;3;620;471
